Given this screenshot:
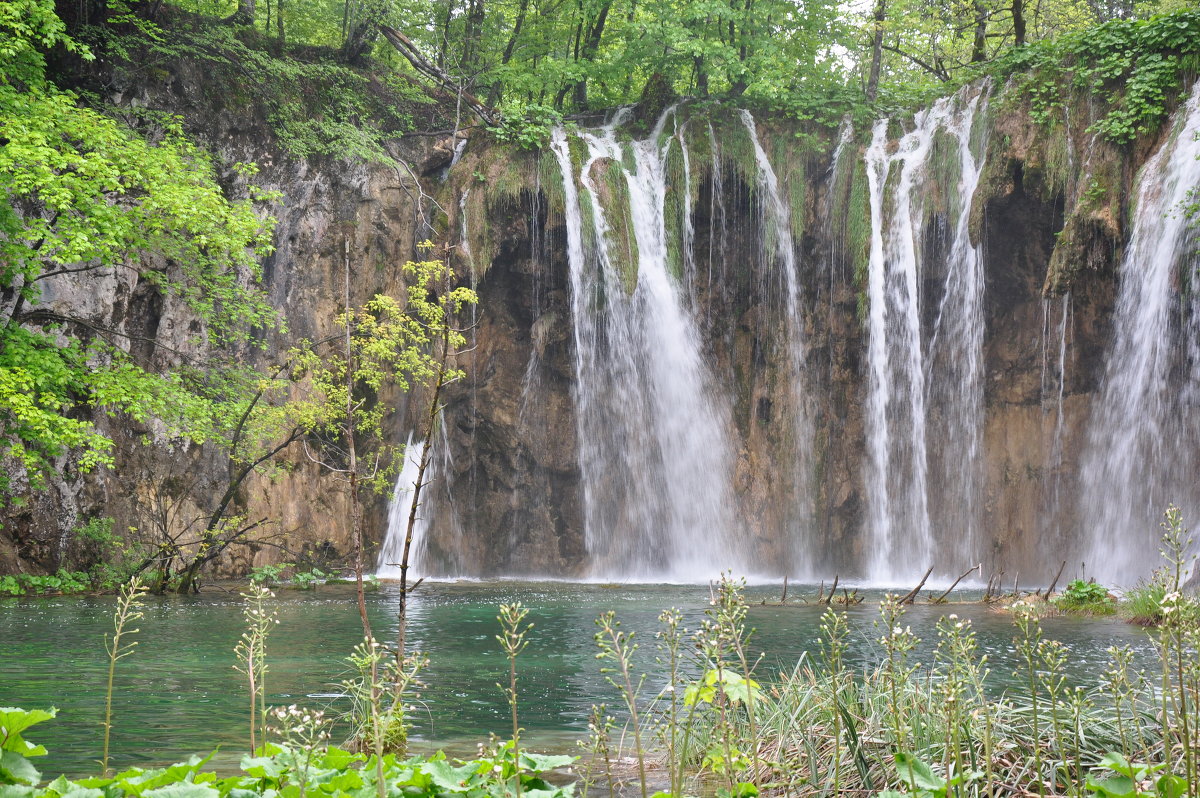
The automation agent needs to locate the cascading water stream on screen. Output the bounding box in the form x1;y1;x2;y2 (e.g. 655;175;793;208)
1078;79;1200;584
551;109;744;580
377;433;430;579
1046;294;1071;511
862;86;989;583
739;110;818;574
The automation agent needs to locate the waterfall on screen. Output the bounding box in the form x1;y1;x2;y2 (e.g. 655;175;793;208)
862;86;990;583
550;108;746;581
739;110;818;574
377;433;430;578
378;186;476;579
1078;79;1200;585
1048;294;1071;511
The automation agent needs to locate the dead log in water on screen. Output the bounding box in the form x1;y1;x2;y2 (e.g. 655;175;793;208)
1043;560;1067;597
821;575;839;605
933;563;982;603
899;566;933;604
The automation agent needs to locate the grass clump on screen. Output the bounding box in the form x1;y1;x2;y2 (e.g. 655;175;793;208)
1124;577;1169;626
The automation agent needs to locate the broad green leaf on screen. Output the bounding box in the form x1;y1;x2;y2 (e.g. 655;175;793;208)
420;759;475;792
1086;773;1137;798
519;752;575;771
142;785;221;798
0;708;56;756
0;785;38;798
1097;752;1134;776
894;753;944;792
0;751;40;786
1156;774;1187;798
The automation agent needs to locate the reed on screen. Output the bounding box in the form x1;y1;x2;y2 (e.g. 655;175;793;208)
584;510;1200;798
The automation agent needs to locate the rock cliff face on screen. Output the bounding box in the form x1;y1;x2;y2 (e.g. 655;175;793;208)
4;57;1196;586
418;87;1194;585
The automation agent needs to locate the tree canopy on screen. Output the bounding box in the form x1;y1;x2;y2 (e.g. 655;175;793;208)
0;0;277;491
131;0;1197;134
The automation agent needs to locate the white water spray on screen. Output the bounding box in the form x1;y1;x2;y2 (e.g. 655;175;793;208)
1078;80;1200;584
551;109;745;581
862;86;990;583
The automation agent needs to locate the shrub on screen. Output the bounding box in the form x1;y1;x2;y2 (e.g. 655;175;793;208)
0;570;91;597
1053;578;1116;614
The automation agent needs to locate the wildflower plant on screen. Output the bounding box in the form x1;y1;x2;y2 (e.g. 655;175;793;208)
101;577;147;776
267;704;331;798
878;595;920;755
594;610;649;798
233;583;278;753
496;602;532;798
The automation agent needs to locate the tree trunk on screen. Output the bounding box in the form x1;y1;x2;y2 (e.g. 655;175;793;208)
570;1;611;109
225;0;255;25
971;0;988;62
461;0;485;73
695;56;708;96
865;0;887;102
1012;0;1026;46
500;0;528;67
436;0;455;69
487;0;529;104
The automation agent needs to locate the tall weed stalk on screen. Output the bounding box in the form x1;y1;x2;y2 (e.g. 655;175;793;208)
497;602;532;798
233;584;277;753
594;610;649;798
101;577;147;775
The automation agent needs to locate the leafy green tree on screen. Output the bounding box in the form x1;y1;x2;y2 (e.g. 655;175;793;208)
0;0;277;494
289;241;475;637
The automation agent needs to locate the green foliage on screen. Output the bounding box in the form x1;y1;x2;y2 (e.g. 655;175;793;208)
0;706;575;797
0;570;90;597
68;517;148;590
0;0;280;492
0;706;55;786
289;568;327;589
289;252;476;495
1086;752;1187;798
247;563;327;588
683;669;763;708
1052;578;1116;613
248;562;294;586
342;638;414;758
117;21;429;163
885;752;982;798
492;102;562;150
996;9;1200;144
1124;577;1169;625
